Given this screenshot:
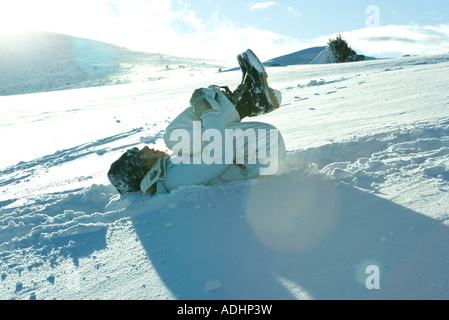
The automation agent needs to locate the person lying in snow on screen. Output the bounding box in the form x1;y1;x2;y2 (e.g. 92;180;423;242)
108;49;286;196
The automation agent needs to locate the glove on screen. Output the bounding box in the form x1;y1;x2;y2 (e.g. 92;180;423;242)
190;88;217;118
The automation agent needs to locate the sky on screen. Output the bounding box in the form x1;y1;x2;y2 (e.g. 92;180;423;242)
1;0;449;61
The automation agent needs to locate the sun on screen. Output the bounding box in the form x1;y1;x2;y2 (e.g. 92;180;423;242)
0;0;62;37
0;1;35;36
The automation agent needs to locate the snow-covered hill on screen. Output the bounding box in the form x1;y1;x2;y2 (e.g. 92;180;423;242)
1;31;449;300
264;46;327;66
225;46;375;72
0;30;227;96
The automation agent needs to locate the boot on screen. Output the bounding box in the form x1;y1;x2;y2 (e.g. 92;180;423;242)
234;49;281;118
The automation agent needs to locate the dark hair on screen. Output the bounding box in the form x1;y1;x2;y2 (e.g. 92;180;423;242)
107;148;148;195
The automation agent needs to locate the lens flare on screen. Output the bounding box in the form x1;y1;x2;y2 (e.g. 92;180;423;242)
71;38;118;75
246;172;340;252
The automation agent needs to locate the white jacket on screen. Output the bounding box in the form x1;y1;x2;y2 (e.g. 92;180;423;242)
140;86;286;195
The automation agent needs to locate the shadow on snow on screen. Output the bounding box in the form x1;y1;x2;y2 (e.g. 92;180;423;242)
129;169;449;300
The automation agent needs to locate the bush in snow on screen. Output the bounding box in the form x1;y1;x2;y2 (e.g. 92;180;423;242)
327;34;358;63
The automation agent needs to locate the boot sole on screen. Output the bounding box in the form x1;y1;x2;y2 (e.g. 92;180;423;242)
236;54;247;84
242;49;280;110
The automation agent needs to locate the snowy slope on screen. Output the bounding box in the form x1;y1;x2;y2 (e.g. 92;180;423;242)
264;46;326;66
0;30;227;96
1;32;449;300
309;49;336;64
225;46;375;71
225;47;327;72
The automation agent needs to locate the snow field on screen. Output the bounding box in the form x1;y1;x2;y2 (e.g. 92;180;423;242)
1;33;449;299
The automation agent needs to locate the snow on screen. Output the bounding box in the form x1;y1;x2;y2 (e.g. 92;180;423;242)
264;46;326;66
1;30;449;300
309;49;336;64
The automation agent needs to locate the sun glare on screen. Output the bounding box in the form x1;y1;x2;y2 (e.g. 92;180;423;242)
0;2;23;36
0;0;78;37
0;1;43;36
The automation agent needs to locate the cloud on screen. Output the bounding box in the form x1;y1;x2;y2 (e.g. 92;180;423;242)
311;24;449;57
286;6;302;17
5;0;447;61
249;1;277;11
46;0;299;61
109;0;300;61
346;25;449;56
248;1;301;16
